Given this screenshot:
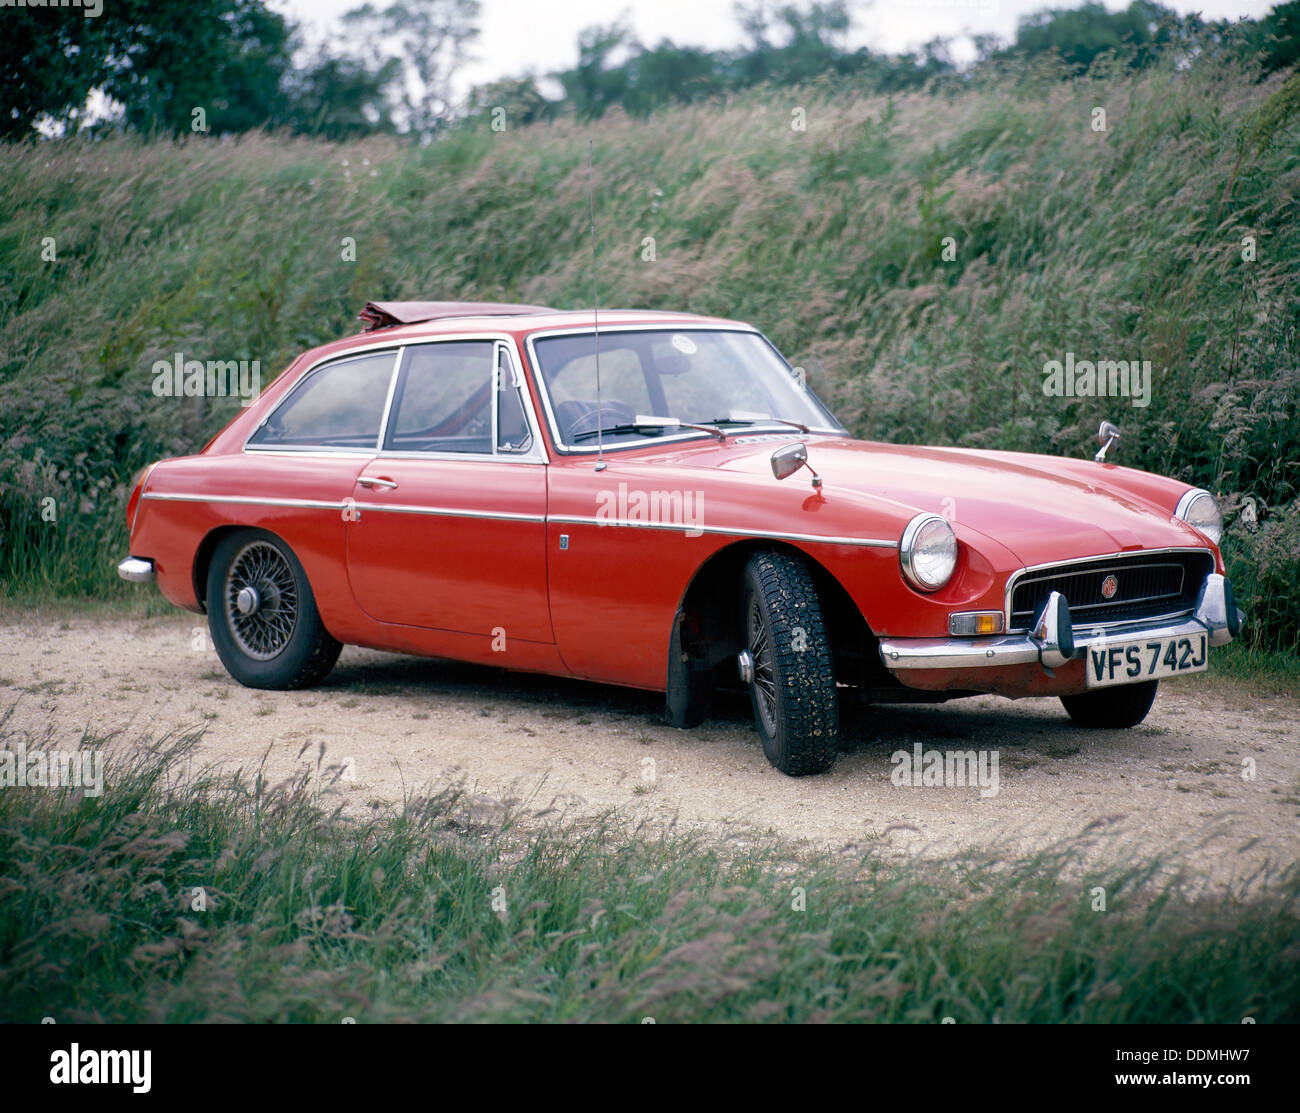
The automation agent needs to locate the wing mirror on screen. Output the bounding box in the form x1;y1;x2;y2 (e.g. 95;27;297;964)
1094;420;1120;463
771;442;822;490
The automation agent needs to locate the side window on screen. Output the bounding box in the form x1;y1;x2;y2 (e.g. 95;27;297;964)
386;341;494;453
248;352;395;449
496;347;533;454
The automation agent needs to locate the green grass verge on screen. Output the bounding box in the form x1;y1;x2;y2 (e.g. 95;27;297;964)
1;714;1296;1023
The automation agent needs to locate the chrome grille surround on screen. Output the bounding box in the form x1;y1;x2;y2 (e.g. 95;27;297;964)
1004;548;1216;633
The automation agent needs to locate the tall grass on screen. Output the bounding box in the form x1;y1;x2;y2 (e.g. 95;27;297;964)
0;52;1297;651
1;712;1297;1023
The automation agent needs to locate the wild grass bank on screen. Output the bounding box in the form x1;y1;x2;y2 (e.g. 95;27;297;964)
1;54;1297;654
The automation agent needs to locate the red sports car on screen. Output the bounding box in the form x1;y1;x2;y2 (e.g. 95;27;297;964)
119;301;1241;775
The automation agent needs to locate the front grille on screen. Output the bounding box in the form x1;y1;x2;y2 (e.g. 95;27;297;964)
1008;551;1213;631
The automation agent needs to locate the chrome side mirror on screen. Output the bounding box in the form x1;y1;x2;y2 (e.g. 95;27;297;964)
771;442;822;490
1094;420;1120;463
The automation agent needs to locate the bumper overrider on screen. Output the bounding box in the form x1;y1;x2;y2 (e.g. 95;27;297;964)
879;573;1243;673
117;557;155;584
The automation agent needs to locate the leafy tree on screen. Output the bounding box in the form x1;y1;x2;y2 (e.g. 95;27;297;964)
1254;2;1300;75
340;0;481;137
0;0;296;138
280;49;402;140
1009;1;1178;73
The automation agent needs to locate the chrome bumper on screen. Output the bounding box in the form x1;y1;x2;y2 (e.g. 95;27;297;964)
117;557;155;584
879;574;1243;672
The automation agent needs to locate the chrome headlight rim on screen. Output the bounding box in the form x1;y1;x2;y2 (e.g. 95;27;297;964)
1174;488;1222;545
900;512;958;593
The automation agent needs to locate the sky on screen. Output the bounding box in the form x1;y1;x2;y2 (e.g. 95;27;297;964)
272;0;1276;98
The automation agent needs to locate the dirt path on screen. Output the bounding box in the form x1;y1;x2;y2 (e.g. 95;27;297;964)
3;612;1298;884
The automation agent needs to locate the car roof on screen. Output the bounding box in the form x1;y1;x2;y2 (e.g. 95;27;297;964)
287;305;757;372
354;306;752;342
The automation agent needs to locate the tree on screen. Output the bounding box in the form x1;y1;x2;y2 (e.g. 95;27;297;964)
1010;2;1179;73
1255;2;1300;75
340;0;481;137
0;0;296;139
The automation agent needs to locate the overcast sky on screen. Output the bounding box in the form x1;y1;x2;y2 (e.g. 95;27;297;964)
271;0;1275;97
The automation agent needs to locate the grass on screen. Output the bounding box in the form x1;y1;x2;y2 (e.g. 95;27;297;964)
1;712;1298;1023
1;50;1298;655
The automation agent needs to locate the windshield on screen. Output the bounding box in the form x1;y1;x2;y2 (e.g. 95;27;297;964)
529;328;845;448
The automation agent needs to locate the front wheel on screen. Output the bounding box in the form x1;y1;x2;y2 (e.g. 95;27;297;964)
206;529;341;690
1060;680;1158;728
740;551;839;776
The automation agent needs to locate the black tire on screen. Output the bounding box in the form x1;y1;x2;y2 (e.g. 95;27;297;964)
206;529;341;690
741;550;839;776
1060;680;1158;728
665;607;712;729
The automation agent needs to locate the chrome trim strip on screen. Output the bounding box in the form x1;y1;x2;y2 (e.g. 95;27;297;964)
143;493;347;510
880;613;1218;671
243;447;378;457
522;322;846;457
548;514;896;548
1003;546;1215;631
375;344;405;450
142;490;543;523
353;502;545;523
141;491;894;545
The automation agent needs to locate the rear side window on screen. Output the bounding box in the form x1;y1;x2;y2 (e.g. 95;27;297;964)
248;352;396;449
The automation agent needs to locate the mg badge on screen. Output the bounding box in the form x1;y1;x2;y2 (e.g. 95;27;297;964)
1101;574;1118;600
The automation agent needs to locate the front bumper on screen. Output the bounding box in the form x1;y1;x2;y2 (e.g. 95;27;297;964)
117;557;155;584
879;573;1243;673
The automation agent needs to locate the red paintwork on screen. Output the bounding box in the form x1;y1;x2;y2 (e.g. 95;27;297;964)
126;309;1224;697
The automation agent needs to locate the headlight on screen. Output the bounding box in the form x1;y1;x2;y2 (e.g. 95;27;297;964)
1174;489;1222;545
900;513;958;592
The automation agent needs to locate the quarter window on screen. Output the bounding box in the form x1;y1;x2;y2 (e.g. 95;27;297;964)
249;352;395;449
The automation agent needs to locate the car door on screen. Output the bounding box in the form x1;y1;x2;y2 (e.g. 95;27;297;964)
345;338;553;644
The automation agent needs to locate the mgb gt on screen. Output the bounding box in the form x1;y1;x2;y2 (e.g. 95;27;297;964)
119;301;1241;775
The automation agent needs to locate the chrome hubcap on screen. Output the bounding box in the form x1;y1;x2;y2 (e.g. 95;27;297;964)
737;649;754;686
225;540;297;660
236;585;260;615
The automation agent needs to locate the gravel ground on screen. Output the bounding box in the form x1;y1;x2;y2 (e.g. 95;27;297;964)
2;610;1298;885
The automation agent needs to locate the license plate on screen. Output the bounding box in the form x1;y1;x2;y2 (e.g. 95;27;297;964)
1085;632;1208;688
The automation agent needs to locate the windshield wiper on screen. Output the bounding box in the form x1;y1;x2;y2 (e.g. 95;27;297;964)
571;416;726;443
705;414;811;433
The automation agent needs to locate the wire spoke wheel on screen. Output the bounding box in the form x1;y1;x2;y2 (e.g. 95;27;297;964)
741;551;839;776
224;540;298;660
747;593;778;737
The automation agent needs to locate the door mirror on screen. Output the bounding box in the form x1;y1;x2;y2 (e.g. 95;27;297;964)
771;442;822;490
1094;420;1120;463
771;442;809;480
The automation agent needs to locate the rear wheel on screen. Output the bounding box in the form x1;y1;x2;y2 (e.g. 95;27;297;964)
740;551;839;776
1060;680;1158;728
206;530;341;690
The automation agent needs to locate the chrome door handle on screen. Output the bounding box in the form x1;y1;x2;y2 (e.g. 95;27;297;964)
357;476;398;490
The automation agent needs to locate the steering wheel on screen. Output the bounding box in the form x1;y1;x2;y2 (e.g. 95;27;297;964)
555;398;636;440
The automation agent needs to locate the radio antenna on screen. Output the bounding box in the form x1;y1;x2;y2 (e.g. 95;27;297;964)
587;139;606;472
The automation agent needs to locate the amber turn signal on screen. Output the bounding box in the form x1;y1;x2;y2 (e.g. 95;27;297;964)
949;611;1005;636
